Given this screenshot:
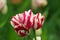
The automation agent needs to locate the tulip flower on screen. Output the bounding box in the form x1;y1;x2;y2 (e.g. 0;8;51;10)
33;13;44;30
10;10;33;37
10;10;45;37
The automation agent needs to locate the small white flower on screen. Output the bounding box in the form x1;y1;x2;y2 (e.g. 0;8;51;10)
0;0;8;14
0;0;6;10
32;0;47;9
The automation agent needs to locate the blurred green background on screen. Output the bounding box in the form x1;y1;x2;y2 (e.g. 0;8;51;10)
0;0;60;40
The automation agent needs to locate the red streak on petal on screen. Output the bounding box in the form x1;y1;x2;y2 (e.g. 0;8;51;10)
13;16;19;22
18;14;22;23
11;20;19;26
23;12;26;24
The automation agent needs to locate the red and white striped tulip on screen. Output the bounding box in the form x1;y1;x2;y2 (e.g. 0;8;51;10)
33;13;44;30
10;10;33;37
10;9;45;37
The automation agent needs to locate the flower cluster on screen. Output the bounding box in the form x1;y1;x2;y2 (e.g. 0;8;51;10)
10;10;44;37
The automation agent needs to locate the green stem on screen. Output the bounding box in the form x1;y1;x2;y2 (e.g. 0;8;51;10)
33;30;36;40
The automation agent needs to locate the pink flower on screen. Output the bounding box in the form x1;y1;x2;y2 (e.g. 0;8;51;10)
10;10;33;37
10;9;45;37
33;13;44;30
